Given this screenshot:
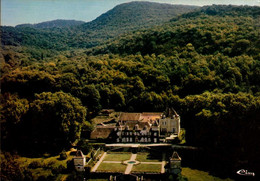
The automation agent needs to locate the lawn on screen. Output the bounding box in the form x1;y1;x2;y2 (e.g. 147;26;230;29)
132;164;162;173
103;152;131;161
16;151;73;168
182;167;234;181
96;163;126;172
14;151;74;180
94;152;164;174
136;152;162;162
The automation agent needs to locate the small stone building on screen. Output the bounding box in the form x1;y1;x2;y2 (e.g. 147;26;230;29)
73;150;86;172
165;151;182;174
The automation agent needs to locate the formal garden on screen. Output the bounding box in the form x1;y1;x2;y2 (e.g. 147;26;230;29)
93;151;164;174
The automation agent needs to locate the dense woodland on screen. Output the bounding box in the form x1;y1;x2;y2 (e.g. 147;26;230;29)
1;3;260;180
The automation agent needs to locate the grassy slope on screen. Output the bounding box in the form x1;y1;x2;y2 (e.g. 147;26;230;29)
15;151;74;180
182;167;234;181
16;151;73;167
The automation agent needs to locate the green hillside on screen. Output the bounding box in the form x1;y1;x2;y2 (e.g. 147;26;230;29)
89;5;260;57
80;1;198;36
1;2;198;50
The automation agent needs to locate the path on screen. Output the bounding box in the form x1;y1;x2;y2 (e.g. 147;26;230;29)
140;162;162;164
91;152;107;172
124;154;137;174
161;153;166;173
103;161;122;163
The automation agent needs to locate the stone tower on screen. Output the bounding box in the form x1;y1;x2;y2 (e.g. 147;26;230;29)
159;108;180;136
169;151;181;174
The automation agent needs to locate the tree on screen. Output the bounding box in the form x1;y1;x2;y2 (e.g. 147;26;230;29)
0;153;25;181
0;93;29;125
77;140;92;154
80;84;101;114
29;91;87;147
1;69;58;96
0;93;29;150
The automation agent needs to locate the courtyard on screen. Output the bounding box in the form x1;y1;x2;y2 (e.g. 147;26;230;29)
91;151;166;174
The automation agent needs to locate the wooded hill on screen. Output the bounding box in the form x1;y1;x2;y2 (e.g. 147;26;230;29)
1;2;198;50
1;3;260;180
90;5;260;57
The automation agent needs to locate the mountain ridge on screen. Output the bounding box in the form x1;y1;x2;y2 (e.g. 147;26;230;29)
1;1;198;50
15;19;86;29
80;1;198;32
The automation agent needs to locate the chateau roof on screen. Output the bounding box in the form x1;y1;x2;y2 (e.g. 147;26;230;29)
119;113;141;121
118;112;162;122
122;121;151;130
171;151;181;161
165;108;179;118
140;112;162;122
75;150;84;158
152;120;159;126
90;126;115;139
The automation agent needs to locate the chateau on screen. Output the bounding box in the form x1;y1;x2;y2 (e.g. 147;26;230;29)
90;108;181;143
76;108;183;180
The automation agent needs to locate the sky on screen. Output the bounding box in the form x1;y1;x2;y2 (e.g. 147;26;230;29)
1;0;260;26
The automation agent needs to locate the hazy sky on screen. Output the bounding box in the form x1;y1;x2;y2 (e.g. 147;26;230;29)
2;0;259;26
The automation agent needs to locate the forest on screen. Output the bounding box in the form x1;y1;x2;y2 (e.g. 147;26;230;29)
1;3;260;180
